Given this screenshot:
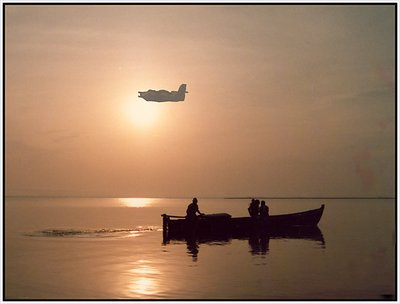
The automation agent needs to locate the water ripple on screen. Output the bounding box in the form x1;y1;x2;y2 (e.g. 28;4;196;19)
25;226;161;238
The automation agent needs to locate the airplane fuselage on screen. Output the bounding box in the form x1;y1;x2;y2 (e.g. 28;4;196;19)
138;84;187;102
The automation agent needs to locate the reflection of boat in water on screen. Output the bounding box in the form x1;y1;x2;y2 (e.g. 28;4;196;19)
163;225;325;247
161;204;325;241
164;226;325;260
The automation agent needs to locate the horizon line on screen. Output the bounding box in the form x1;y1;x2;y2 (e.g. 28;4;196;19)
4;195;396;200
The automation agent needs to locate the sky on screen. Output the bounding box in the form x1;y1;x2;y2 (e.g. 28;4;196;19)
5;4;395;198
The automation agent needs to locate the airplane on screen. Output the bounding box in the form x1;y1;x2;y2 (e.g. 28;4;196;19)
138;84;188;102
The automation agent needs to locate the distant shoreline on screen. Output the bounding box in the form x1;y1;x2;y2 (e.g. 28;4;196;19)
4;196;396;200
224;197;395;200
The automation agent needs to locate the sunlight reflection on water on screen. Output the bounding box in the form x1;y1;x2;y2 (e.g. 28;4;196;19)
127;259;163;298
118;198;155;208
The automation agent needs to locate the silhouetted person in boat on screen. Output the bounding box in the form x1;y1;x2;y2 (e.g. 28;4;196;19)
259;200;269;218
248;199;260;218
186;197;204;221
248;199;255;216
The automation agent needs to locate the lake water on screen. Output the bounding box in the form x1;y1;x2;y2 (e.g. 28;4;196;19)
4;197;396;300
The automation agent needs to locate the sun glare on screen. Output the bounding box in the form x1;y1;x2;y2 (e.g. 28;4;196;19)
124;98;160;128
119;198;154;208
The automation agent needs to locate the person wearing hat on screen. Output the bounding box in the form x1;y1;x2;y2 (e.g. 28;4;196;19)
186;197;204;220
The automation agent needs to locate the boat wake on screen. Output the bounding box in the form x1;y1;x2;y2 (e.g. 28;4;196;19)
25;226;162;238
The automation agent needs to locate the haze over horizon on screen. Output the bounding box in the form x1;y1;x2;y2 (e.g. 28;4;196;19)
5;4;395;198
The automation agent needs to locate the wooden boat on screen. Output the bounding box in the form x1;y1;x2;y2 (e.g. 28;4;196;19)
161;204;325;239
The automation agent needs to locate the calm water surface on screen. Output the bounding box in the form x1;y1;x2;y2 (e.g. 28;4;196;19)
5;197;396;300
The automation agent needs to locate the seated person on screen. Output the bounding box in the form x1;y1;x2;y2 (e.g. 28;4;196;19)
248;199;260;217
259;200;269;218
186;197;204;220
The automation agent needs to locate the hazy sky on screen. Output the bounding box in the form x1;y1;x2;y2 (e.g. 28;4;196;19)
5;4;395;197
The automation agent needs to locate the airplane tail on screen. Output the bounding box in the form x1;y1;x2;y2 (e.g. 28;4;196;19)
177;84;187;101
178;84;188;93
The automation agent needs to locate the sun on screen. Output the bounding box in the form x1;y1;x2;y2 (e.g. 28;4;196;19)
124;98;160;128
